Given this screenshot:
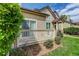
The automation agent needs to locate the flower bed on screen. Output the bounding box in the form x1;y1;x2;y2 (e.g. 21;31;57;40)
9;44;41;56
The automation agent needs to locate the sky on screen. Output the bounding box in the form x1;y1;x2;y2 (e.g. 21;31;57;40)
21;3;79;22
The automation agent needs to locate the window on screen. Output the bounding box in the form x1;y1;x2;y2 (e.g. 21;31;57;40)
22;20;29;29
30;21;36;30
22;20;36;37
45;22;51;35
22;31;30;37
46;22;51;29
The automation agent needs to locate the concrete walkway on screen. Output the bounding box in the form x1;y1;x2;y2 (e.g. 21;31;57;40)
37;42;61;56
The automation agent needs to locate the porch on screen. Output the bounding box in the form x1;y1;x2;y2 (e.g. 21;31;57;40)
14;30;56;48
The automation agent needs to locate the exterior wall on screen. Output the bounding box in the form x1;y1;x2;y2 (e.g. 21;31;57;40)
63;22;79;28
40;8;56;30
39;8;57;39
63;22;71;28
23;12;46;21
38;9;56;40
71;24;79;28
41;9;55;22
15;11;56;47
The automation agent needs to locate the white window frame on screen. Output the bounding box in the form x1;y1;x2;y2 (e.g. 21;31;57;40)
21;18;37;37
45;22;51;30
45;22;50;36
24;18;37;30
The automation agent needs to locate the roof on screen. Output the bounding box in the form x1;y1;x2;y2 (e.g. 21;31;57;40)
21;6;60;23
39;6;59;19
52;19;62;24
21;8;49;17
39;6;60;23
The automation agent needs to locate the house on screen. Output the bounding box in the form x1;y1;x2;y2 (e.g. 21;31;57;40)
63;21;79;28
63;21;71;28
13;6;62;48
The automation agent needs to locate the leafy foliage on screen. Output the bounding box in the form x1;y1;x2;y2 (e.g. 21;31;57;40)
55;36;62;45
55;30;63;45
59;15;68;22
9;47;28;56
9;44;41;56
43;40;53;49
0;3;23;56
56;30;63;37
64;27;79;35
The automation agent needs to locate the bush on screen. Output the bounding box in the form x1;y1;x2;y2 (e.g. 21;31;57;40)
64;27;79;35
0;4;23;55
55;36;62;45
57;30;63;37
9;47;29;56
43;40;53;49
9;44;41;56
55;30;63;45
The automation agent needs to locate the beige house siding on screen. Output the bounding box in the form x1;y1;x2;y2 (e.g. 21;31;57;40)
63;22;79;28
37;20;45;30
71;24;79;28
63;23;71;28
15;11;55;47
13;8;58;48
23;12;46;21
39;8;57;40
41;9;55;22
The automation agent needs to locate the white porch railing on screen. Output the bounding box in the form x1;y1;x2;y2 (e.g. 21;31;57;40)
14;30;56;47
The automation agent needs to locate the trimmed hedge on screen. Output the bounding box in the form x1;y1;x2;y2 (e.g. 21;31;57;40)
64;27;79;35
0;4;23;56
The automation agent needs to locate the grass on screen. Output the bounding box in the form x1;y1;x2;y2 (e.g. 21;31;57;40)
48;35;79;56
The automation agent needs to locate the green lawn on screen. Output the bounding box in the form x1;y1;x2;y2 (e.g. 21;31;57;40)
48;35;79;56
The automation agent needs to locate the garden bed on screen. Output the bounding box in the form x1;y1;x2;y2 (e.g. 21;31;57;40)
9;44;41;56
9;41;61;56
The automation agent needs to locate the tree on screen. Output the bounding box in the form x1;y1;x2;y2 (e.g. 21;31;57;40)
0;3;23;56
69;19;73;27
67;15;73;27
59;15;68;22
58;15;68;33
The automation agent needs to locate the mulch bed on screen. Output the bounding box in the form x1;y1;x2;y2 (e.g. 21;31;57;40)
9;44;42;56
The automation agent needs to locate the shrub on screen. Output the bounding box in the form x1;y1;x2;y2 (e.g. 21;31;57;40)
57;30;63;37
55;30;63;45
55;36;62;45
64;27;79;35
0;4;23;55
43;40;53;49
9;44;41;56
9;47;29;56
